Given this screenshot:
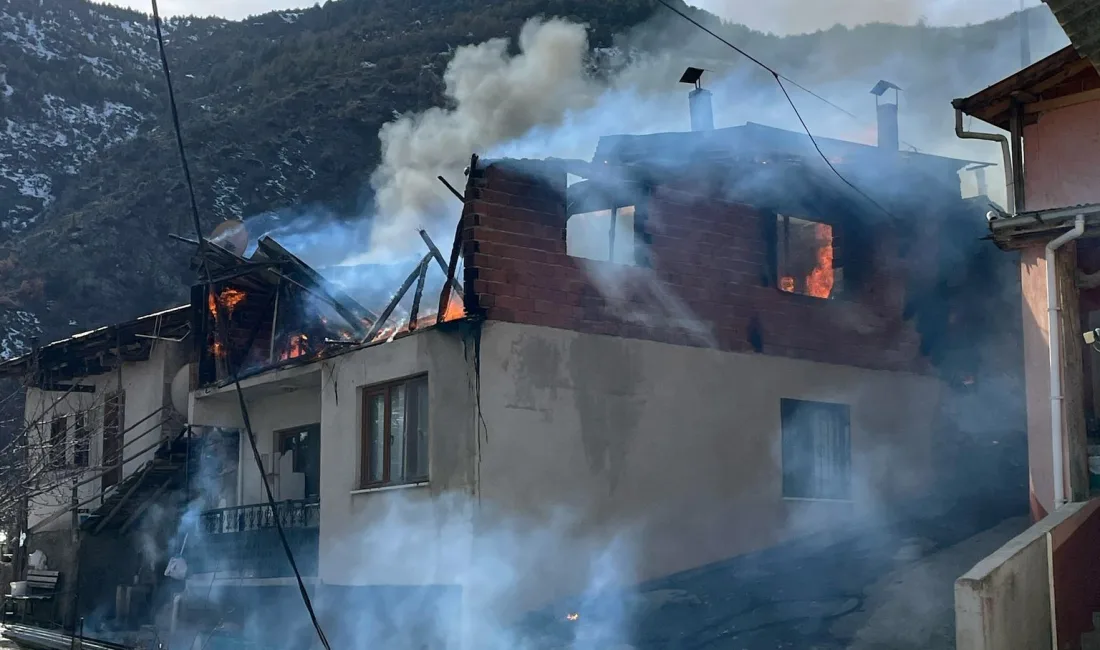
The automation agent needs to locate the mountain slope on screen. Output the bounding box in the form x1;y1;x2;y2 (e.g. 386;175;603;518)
0;0;1068;356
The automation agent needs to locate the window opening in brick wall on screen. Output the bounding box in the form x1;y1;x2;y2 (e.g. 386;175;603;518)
567;205;638;265
776;214;843;299
781;398;851;500
361;375;429;488
48;417;66;468
73;412;90;468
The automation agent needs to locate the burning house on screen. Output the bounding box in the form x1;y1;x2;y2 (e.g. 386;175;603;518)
0;83;1026;648
172;95;1024;646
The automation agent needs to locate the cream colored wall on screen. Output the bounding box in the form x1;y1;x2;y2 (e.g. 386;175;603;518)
189;366;322;507
316;328;478;589
25;341;184;531
473;320;943;614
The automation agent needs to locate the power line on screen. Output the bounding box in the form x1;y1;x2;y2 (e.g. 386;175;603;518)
150;0;203;242
147;4;332;648
653;0;897;218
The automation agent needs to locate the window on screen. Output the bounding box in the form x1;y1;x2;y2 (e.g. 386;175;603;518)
102;392;125;489
276;424;320;500
48;418;66;468
73;412;90;468
361;376;429;488
567;206;639;265
781;398;851;500
776;214;843;299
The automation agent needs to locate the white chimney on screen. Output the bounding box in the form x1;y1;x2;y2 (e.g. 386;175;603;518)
681;67;714;132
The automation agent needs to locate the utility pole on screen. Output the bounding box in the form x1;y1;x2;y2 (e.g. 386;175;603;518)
1019;0;1031;68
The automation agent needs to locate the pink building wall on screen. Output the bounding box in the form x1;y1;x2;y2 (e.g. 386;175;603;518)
1024;100;1100;211
1020;97;1100;518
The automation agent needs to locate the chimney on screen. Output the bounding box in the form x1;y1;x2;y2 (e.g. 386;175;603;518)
680;67;714;132
870;80;901;151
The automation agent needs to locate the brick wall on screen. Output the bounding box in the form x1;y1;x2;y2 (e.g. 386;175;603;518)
461;159;931;374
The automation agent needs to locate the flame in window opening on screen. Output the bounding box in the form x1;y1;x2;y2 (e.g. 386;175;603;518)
779;276;796;292
280;333;309;361
442;295;465;322
805;223;835;299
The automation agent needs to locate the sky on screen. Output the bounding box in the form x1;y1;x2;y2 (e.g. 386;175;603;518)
98;0;1043;33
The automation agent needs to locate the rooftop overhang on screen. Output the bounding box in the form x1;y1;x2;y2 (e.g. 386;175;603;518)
953;45;1100;131
0;305;191;382
988;202;1100;249
1045;0;1100;77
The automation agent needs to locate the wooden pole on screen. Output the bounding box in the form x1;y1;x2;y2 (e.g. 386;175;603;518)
1056;241;1089;501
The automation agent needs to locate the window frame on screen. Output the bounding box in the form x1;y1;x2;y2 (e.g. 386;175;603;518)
73;412;90;468
48;417;67;468
773;213;845;300
359;375;429;490
780;398;852;501
275;423;321;500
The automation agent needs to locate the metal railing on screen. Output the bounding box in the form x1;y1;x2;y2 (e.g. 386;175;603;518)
198;499;319;534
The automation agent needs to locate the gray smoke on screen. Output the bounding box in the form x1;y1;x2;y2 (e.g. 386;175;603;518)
368;18;605;256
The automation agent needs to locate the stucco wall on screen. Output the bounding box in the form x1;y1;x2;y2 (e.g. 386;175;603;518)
474;320;942;613
1023;99;1100;212
316;328;477;589
1020;244;1057;517
189;365;322;506
25;342;184;531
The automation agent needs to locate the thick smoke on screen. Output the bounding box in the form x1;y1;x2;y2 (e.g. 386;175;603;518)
368;18;605;255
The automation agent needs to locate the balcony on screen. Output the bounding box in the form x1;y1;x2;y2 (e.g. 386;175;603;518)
188;500;319;579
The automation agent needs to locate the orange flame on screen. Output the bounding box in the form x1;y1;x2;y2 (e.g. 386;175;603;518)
207;287;247;318
211;341;226;358
805;223;835;299
280;333;309;361
442;295;465;322
779;276;796;292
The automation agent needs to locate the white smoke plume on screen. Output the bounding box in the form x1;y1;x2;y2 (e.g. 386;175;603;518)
368;18;605;255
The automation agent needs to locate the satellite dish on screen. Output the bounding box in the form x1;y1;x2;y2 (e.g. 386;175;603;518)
170;364;191;418
209;219;248;256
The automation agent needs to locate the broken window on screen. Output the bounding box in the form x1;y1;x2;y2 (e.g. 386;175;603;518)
781;398;851;500
776;215;843;299
361;376;429;488
73;412;90;468
276;424;320;500
48;418;66;468
567;206;639;265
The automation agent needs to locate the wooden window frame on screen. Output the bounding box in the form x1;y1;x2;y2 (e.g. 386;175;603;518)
359;375;429;489
773;213;846;300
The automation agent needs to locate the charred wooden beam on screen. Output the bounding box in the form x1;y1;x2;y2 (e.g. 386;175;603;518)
364;254;431;342
437;175;465;202
437;216;465;325
417;229;464;299
408;256;430;330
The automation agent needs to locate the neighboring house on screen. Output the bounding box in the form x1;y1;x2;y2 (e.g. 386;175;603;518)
0;306;191;629
179;95;1021;647
953;39;1100;650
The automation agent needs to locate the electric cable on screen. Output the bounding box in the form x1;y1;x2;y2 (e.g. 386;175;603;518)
147;4;332;647
652;0;898;219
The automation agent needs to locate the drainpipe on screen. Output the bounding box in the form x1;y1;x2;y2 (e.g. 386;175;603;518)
1047;214;1086;509
953;108;1015;214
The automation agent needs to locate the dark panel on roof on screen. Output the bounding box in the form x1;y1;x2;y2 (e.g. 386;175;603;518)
1045;0;1100;76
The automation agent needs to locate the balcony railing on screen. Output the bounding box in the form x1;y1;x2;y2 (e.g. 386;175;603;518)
190;499;319;578
199;499;319;534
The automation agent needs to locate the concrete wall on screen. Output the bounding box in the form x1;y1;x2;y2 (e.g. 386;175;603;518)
1023;99;1100;212
474;320;942;614
955;499;1100;650
189;364;322;506
25;341;185;532
316;328;477;589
